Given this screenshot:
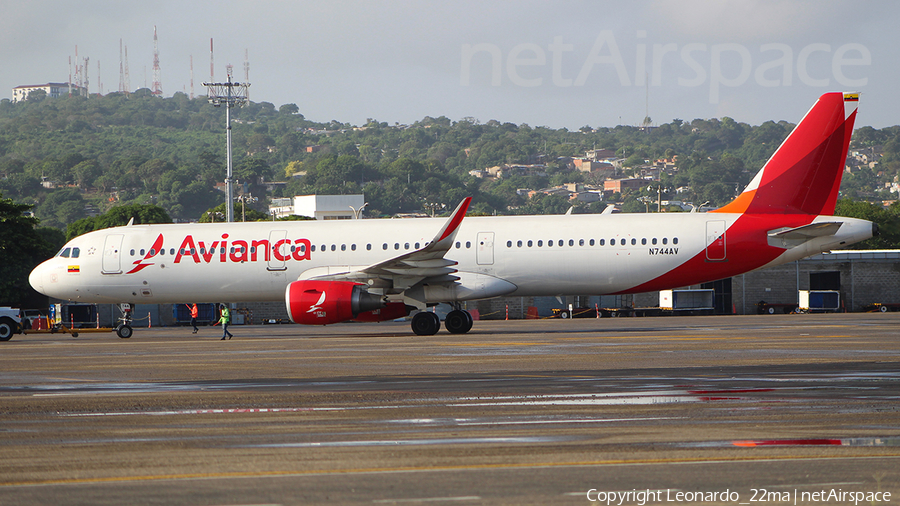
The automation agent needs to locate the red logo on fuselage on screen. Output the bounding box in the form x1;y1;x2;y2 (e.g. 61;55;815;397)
125;234;313;273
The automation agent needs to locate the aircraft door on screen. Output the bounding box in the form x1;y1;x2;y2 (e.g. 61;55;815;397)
267;230;288;271
476;232;494;265
706;221;726;261
102;234;124;274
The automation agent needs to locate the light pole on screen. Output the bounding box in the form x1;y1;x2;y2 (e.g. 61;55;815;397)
236;193;258;222
204;66;249;223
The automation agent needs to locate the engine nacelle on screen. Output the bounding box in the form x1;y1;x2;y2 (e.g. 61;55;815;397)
286;280;385;325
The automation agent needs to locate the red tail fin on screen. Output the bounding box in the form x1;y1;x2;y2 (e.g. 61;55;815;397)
713;92;858;216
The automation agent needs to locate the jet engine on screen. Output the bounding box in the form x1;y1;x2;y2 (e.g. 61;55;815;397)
286;280;386;325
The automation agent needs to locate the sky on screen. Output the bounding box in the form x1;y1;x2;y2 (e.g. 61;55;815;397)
3;0;898;129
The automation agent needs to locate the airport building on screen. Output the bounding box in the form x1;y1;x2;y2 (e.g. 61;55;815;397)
268;194;365;220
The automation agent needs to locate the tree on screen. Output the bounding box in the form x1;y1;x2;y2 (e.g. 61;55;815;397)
0;194;62;306
66;204;172;240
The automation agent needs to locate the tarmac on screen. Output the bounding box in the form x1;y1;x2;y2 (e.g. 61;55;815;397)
0;313;898;505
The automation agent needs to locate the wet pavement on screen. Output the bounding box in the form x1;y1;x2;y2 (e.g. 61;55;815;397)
0;313;898;505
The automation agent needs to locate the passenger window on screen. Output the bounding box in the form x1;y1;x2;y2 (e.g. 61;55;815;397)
311;245;317;252
341;244;346;251
652;238;657;245
548;240;553;247
404;243;410;250
351;244;356;251
527;240;533;247
140;249;146;256
130;249;135;256
415;242;420;249
591;239;596;246
578;239;584;246
537;240;543;247
170;248;175;255
394;243;400;250
507;240;512;247
466;241;471;248
367;244;372;251
610;239;616;246
641;238;647;245
662;238;668;245
673;238;679;245
331;245;336;251
558;240;564;247
190;248;196;255
179;248;185;255
383;243;388;250
517;240;523;247
200;248;206;255
631;238;637;245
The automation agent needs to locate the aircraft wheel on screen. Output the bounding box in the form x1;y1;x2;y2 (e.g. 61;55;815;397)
767;306;775;314
0;317;16;341
116;324;133;339
445;310;473;334
411;312;440;336
880;306;888;313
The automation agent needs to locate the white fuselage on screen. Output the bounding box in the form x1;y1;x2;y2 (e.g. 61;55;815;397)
29;212;874;305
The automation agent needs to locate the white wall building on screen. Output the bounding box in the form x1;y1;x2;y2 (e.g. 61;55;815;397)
11;83;85;102
269;194;365;220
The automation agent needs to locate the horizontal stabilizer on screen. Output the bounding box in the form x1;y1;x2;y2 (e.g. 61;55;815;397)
767;222;842;248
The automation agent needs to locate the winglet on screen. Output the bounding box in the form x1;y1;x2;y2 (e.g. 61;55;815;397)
433;197;471;245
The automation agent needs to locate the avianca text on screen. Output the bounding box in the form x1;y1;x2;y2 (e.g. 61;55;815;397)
173;234;313;264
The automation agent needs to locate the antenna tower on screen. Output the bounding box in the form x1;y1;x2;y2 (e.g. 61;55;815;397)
151;26;162;96
204;66;250;223
119;39;126;93
243;49;250;100
68;56;73;96
124;44;131;95
83;56;89;96
209;39;214;83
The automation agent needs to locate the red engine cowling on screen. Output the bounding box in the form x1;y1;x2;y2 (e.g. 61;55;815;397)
286;280;385;325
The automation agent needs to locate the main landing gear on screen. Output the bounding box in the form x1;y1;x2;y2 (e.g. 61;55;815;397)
410;308;473;336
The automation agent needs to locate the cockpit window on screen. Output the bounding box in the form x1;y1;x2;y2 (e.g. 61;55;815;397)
71;247;80;258
59;248;71;258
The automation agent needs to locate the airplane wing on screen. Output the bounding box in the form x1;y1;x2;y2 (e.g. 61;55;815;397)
298;197;472;307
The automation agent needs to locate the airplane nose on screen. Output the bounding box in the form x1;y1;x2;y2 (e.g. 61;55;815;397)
29;263;44;293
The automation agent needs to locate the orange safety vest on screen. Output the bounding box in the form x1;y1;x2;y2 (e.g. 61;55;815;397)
190;305;198;318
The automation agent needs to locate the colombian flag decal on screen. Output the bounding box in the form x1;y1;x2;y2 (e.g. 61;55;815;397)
67;265;80;273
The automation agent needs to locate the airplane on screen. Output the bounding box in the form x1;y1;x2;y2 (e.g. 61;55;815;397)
29;92;875;337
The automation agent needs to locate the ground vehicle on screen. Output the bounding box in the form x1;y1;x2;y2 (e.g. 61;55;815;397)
0;307;23;341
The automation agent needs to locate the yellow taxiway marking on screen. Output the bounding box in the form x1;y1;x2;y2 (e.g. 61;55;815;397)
4;453;900;488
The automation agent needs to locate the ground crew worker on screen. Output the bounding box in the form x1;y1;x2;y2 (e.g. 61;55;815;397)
219;304;233;340
187;303;199;334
